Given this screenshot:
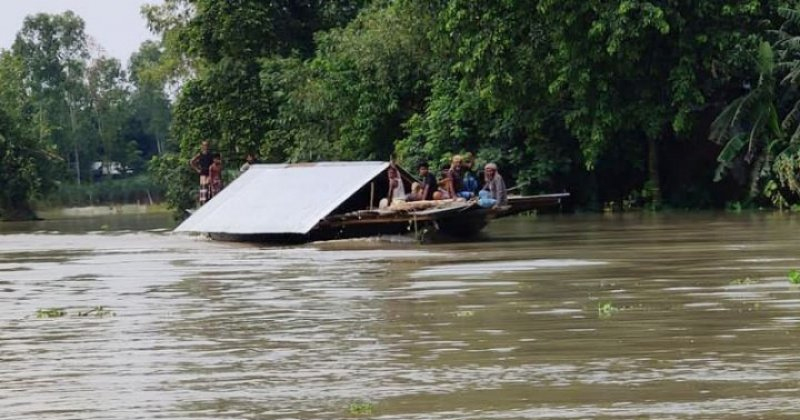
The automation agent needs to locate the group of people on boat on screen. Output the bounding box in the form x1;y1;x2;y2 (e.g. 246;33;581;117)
190;139;506;211
384;154;507;209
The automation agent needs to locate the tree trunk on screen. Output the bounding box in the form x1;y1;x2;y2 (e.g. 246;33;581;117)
67;90;81;185
647;135;662;209
74;143;81;185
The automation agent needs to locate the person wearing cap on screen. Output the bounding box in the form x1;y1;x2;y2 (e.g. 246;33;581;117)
478;162;507;208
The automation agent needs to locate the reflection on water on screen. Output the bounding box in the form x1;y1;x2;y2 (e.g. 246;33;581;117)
2;212;800;419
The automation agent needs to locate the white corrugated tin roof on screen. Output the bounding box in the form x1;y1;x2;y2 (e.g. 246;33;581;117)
174;161;389;235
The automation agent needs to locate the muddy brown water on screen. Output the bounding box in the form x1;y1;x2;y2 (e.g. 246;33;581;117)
1;212;800;419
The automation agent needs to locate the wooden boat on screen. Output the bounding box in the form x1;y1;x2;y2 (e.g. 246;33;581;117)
175;162;567;243
314;193;567;240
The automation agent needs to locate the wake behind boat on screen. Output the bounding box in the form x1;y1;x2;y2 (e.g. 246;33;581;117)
174;161;567;243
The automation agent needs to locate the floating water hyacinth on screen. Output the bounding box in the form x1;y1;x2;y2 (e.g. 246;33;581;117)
789;270;800;285
347;401;375;416
36;308;66;318
730;277;757;285
35;306;116;318
597;302;619;319
77;306;116;317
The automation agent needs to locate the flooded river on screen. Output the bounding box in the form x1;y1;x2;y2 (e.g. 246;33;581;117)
2;212;800;419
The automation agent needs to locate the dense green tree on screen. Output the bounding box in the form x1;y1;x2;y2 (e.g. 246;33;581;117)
145;0;794;213
265;0;437;162
405;0;787;205
86;57;139;175
0;0;763;214
128;41;171;157
0;12;179;212
539;0;781;206
12;11;89;184
399;0;565;192
147;0;368;214
144;0;368;156
711;7;800;208
0;52;57;219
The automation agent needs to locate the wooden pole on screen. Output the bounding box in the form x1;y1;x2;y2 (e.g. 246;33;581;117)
369;182;375;210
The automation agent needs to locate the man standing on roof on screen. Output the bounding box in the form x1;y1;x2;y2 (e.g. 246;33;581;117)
208;153;224;199
190;140;215;205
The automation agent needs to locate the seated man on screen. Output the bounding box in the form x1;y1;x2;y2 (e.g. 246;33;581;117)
462;153;480;194
437;164;451;199
446;154;473;200
478;162;508;208
418;161;439;201
405;182;423;202
379;165;406;208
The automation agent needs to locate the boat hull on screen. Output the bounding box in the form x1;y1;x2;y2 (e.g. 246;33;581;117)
202;193;569;244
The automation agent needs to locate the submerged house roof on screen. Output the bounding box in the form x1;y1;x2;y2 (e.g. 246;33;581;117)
175;161;392;235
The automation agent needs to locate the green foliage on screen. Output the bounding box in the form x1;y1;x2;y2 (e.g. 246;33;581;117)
128;41;172;157
149;153;196;217
36;175;164;208
36;308;66;318
267;1;436;162
726;201;745;212
10;2;800;214
711;42;780;188
156;0;370;160
347;401;375;416
397;1;783;201
711;7;800;205
0;11;172;216
13;11;90;181
789;269;800;284
165;0;327;162
147;0;369;212
597;301;619;319
730;277;757;285
0;51;58;220
145;0;800;210
35;306;116;318
88;57;140;168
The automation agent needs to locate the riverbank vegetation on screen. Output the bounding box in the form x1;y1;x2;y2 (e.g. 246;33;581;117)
34;175;164;209
4;1;800;220
0;11;169;220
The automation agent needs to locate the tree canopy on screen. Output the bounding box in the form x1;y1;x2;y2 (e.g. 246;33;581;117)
5;2;800;218
0;11;172;219
139;0;800;212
